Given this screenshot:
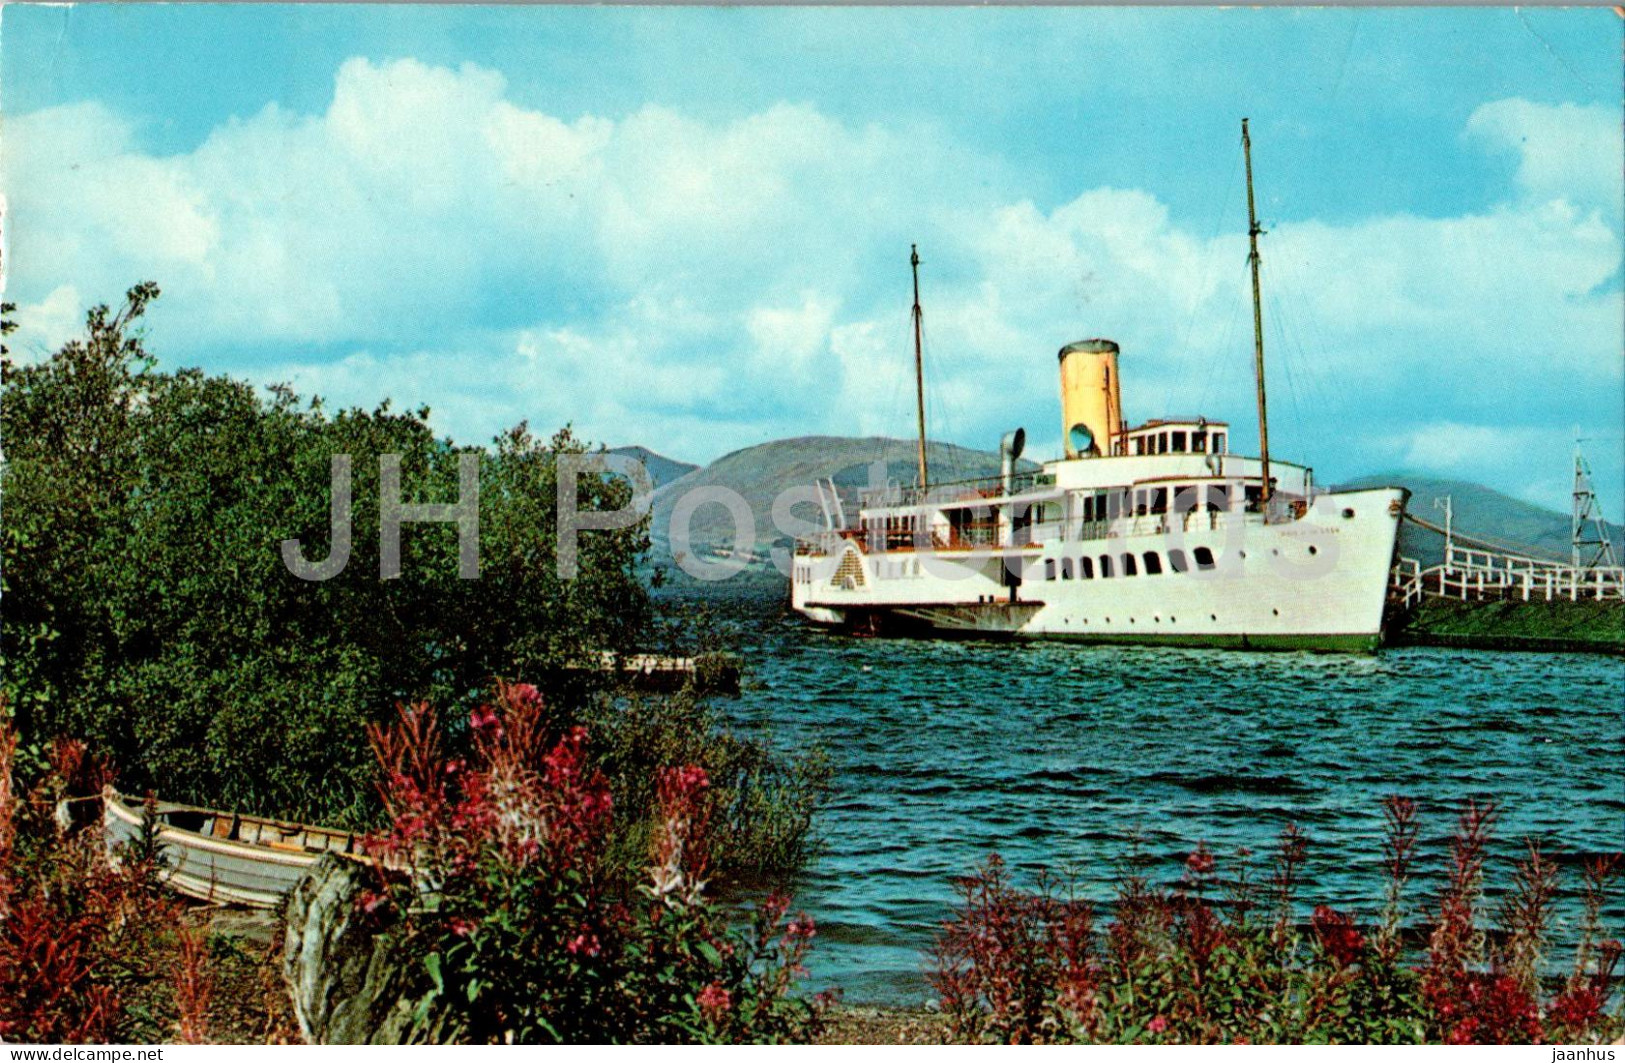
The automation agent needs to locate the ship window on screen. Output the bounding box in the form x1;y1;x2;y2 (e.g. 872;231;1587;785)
1169;548;1189;573
1080;556;1094;579
1122;552;1138;577
1192;431;1207;453
1172;431;1187;453
1134;491;1149;518
1159;433;1169;454
1045;559;1056;581
1206;485;1229;512
1133;437;1146;456
1194;546;1216;571
1061;558;1074;580
1150;487;1168;515
1143;551;1163;575
1100;554;1114;578
1214;432;1227;454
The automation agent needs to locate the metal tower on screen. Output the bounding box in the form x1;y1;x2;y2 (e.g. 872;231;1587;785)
1571;440;1618;570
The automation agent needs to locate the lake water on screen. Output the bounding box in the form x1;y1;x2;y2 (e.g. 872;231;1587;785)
686;583;1625;1006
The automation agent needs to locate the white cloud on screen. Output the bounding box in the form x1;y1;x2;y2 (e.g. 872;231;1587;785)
1467;98;1624;215
7;284;85;364
2;65;1620;513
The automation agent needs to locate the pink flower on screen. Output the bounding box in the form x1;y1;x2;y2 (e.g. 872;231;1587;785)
507;683;543;710
697;982;732;1021
566;932;601;958
449;917;475;938
470;704;500;733
1147;1015;1168;1034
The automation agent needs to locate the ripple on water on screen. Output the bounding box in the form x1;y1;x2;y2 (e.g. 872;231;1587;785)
685;587;1625;1005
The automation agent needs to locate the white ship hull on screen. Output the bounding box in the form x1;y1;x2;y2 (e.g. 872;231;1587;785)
791;485;1407;653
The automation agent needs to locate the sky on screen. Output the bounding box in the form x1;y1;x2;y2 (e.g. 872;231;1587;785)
3;5;1622;518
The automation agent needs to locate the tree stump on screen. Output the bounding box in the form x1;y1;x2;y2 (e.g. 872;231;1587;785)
282;855;455;1044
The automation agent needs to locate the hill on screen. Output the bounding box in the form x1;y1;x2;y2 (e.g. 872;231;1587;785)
608;445;699;490
1339;473;1623;566
649;436;1035;556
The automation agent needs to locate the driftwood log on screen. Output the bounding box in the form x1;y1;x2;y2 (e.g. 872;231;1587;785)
281;855;457;1044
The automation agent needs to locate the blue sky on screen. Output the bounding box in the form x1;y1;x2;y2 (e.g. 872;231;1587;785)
3;5;1621;518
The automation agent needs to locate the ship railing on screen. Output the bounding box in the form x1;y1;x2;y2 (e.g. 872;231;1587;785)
859;471;1057;511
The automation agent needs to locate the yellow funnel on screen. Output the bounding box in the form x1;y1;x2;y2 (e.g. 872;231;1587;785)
1058;339;1123;458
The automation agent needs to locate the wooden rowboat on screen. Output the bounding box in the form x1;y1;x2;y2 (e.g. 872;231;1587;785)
103;788;367;909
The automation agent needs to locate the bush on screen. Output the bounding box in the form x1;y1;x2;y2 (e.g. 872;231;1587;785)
584;690;828;888
358;682;830;1044
2;286;650;826
0;706;211;1044
933;799;1623;1044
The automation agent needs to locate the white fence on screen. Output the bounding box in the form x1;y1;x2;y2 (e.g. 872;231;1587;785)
1391;546;1625;607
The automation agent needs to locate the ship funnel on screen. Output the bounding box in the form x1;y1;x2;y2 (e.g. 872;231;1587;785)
1001;427;1026;494
1058;339;1123;458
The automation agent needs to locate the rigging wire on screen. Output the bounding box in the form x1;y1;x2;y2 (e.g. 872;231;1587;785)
1195;264;1248;425
1171;145;1244;380
1267;291;1309;457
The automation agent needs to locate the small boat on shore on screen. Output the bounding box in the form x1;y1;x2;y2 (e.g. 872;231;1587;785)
103;788;366;909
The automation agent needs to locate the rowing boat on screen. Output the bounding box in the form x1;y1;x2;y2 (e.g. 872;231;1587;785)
102;788;366;909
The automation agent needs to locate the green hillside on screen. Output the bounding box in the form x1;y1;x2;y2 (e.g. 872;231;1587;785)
608;445;699;490
1340;473;1624;565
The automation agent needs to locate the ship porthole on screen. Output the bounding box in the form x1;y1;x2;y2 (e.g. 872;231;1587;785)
1308;545;1319;556
1272;608;1280;616
1342;507;1355;519
1210;614;1217;621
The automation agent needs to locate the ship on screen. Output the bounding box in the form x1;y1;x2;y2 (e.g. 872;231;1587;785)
788;120;1409;652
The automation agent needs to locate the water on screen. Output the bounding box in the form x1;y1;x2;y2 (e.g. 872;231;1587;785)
689;584;1625;1006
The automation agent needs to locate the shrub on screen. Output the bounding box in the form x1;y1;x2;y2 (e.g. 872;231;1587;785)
933;799;1623;1045
359;682;829;1044
0;706;206;1044
2;286;655;827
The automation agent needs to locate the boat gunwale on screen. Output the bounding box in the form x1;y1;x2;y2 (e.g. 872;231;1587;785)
104;787;367;869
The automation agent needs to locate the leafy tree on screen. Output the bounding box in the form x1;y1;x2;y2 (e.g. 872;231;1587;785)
1;285;655;825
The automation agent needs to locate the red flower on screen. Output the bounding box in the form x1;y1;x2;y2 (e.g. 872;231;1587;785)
1186;845;1215;876
566;932;601;958
469;704;500;734
1147;1015;1168;1034
1312;905;1365;967
508;683;543;710
697;982;732;1021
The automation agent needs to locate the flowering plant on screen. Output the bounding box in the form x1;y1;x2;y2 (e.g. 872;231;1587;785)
362;682;827;1044
934;798;1622;1045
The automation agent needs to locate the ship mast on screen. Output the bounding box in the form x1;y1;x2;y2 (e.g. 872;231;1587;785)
1242;118;1272;510
911;244;929;490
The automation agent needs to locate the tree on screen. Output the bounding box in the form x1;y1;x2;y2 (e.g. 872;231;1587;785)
2;285;655;825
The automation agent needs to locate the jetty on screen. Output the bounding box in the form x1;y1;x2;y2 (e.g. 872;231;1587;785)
1387;467;1624;654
